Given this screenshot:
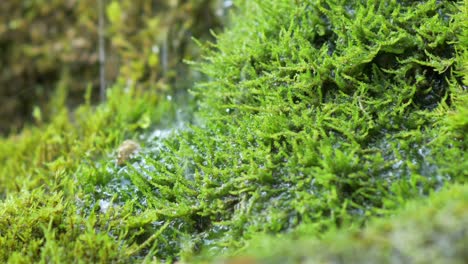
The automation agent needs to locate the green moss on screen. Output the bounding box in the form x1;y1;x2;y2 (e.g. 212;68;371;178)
218;183;468;264
0;189;132;263
0;0;467;263
74;0;466;261
0;84;172;262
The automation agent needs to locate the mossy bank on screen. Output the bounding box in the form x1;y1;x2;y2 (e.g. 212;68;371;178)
1;0;467;263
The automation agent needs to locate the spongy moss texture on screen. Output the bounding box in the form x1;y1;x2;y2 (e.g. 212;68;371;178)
1;0;468;263
224;183;468;264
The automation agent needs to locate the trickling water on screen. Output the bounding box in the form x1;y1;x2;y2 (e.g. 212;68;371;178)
78;93;195;215
369;135;449;194
215;0;234;18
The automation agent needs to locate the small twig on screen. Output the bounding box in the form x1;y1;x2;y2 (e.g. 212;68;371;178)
98;0;107;102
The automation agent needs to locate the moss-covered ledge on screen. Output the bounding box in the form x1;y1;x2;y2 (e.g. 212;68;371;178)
0;0;467;263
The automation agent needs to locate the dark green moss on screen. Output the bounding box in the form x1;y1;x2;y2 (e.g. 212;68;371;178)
1;0;467;262
217;183;468;264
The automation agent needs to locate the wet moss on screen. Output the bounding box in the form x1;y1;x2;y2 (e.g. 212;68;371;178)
217;183;468;264
0;0;467;262
75;0;466;261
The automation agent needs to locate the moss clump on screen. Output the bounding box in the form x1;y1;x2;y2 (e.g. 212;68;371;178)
220;183;468;264
0;85;172;262
77;0;467;260
0;0;467;262
0;189;130;263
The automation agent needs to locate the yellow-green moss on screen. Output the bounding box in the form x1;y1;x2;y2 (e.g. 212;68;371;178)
0;0;467;263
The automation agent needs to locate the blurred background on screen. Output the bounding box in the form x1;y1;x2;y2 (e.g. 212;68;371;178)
0;0;231;135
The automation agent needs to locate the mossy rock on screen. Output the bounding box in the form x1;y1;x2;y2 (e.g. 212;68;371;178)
0;0;467;262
